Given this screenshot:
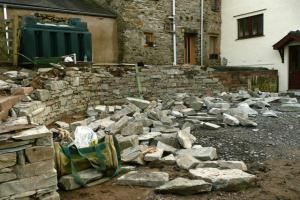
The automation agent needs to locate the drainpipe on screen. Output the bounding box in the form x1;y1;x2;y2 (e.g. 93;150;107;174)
200;0;204;66
3;4;10;56
172;0;177;66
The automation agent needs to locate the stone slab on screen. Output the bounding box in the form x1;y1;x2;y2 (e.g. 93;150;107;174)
25;146;54;163
0;170;57;198
0;153;16;169
59;168;103;191
155;177;212;195
117;171;169;187
13;125;50;140
176;147;217;161
189;168;256;191
14;159;55;178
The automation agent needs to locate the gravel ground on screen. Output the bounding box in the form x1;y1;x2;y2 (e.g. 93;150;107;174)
192;102;300;163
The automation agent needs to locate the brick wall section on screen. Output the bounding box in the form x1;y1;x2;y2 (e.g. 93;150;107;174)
13;65;223;125
211;70;278;92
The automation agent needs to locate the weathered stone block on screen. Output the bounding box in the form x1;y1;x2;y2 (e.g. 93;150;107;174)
117;171;169;187
13;125;50;140
155;177;212;195
189;168;256;191
0;153;16;170
14;159;55;178
25;146;54;163
0;170;57;198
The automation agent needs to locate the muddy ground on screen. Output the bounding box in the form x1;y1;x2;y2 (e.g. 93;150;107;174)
59;101;300;200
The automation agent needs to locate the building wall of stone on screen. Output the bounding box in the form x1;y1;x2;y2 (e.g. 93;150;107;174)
95;0;221;66
13;65;223;125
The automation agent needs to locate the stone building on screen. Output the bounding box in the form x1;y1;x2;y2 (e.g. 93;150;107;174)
96;0;221;66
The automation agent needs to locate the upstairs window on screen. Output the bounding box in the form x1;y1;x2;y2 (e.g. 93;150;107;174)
238;14;264;39
144;32;155;47
211;0;221;12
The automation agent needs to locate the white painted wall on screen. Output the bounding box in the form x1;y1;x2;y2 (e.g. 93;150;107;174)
221;0;300;91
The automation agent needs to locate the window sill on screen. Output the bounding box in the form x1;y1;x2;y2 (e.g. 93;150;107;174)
236;35;265;40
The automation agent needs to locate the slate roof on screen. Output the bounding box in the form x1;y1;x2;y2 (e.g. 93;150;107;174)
273;30;300;50
0;0;116;18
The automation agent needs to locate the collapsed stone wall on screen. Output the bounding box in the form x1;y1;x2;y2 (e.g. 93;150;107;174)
13;65;223;125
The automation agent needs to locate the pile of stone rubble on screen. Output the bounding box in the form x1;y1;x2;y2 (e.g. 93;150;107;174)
52;91;300;194
2;66;300;195
0;117;58;200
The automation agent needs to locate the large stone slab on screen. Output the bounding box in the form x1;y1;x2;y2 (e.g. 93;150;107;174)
157;141;177;153
98;117;115;129
176;147;217;161
144;148;164;162
117;171;169;187
59;168;103;191
126;97;150;109
121;121;143;136
218;160;248;171
0;153;16;169
25;146;54;163
0;139;33;150
0;172;17;183
117;135;139;151
160;154;176;165
223;113;239;126
176;154;199;170
0;117;33;134
177;127;196;149
0;144;32;154
155;177;212;195
138;132;162;141
13;125;50;140
14;159;55;178
106;116;129;134
121;145;148;165
189;168;256;191
0;170;57;198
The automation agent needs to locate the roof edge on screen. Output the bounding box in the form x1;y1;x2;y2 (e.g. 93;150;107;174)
273;31;300;50
0;2;117;18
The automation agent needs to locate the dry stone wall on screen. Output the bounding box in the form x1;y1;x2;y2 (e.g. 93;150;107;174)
0;120;59;200
13;65;223;125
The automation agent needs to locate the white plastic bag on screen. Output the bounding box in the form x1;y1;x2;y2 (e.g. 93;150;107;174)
74;126;98;148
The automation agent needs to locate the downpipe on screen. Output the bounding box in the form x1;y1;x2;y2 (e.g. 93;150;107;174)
172;0;177;66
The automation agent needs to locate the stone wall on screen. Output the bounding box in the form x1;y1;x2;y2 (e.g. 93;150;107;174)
0;120;59;200
13;65;223;125
95;0;221;66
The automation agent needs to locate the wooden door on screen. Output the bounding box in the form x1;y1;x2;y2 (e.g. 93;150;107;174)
289;45;300;89
184;34;196;64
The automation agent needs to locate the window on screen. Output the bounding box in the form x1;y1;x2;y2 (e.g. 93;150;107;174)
211;0;221;12
209;36;219;60
144;32;155;47
238;14;263;39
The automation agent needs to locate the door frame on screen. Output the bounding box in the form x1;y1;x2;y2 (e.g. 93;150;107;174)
288;45;300;89
184;33;196;64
